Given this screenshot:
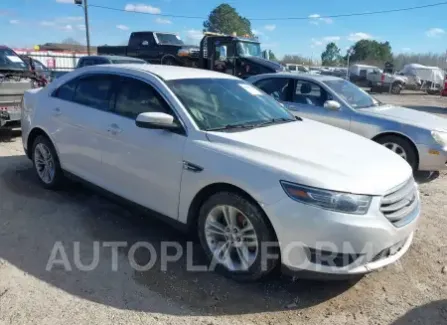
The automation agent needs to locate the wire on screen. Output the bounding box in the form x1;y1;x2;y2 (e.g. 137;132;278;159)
88;1;447;21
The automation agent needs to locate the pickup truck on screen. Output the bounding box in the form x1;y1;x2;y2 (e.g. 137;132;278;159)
0;46;34;129
367;71;409;94
97;31;285;78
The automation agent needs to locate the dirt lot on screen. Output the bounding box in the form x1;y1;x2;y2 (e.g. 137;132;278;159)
0;94;446;325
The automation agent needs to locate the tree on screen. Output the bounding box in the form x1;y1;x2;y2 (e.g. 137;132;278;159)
61;37;81;45
268;50;277;61
203;3;252;36
321;42;341;66
349;40;393;64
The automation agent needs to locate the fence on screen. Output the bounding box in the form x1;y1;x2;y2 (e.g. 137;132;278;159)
14;49;89;75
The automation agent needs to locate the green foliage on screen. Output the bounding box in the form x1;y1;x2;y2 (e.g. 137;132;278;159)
321;42;341;66
268;50;277;61
203;3;252;36
349;40;393;63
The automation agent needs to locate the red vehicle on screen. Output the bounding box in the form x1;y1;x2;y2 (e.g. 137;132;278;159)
442;77;447;97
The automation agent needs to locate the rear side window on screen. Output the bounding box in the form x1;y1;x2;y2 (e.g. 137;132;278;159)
73;75;114;111
113;76;170;119
254;78;292;101
53;78;78;101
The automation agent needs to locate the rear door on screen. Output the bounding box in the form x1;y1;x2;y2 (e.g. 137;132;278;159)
253;77;294;105
128;33;160;63
49;73;115;186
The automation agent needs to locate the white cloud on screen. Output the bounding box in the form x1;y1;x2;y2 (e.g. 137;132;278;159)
9;19;19;24
184;29;203;44
116;24;129;31
125;3;161;14
264;24;276;31
347;32;373;42
77;24;86;31
155;17;172;24
252;29;264;36
323;36;341;42
56;0;76;3
311;38;323;48
60;24;73;31
426;28;445;38
308;14;333;25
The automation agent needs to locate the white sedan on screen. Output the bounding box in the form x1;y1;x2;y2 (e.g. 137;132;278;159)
21;64;420;281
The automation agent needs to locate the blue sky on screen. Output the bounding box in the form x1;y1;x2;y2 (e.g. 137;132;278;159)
1;0;446;59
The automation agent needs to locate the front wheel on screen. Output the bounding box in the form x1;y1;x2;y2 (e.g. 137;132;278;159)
391;82;402;94
376;135;417;170
198;192;279;282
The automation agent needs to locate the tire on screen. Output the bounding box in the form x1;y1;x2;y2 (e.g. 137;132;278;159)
31;135;64;189
197;191;279;282
391;82;402;95
162;56;178;66
376;135;417;170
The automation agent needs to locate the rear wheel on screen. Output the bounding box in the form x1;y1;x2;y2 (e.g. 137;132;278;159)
198;191;279;282
391;82;402;94
32;135;64;189
162;56;178;66
376;135;417;170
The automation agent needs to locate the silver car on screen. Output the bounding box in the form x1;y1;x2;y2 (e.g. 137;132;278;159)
247;73;447;171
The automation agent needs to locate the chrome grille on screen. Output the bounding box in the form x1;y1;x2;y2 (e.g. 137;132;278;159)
380;178;418;226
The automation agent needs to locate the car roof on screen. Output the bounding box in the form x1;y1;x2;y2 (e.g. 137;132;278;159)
248;72;343;82
106;64;240;81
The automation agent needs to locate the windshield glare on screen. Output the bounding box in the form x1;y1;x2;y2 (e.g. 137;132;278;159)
0;48;27;70
167;78;294;130
155;33;184;46
323;79;379;109
236;42;262;58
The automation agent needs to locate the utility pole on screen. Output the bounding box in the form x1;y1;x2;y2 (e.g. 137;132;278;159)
346;48;354;80
75;0;91;55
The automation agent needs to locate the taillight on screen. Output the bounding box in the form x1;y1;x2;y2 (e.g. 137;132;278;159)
381;74;385;82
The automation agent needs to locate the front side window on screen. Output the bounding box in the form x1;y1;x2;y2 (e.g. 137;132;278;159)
254;78;292;102
114;77;170;119
288;65;297;71
167;78;295;131
73;74;114;111
323;79;380;109
294;80;329;107
154;33;184;46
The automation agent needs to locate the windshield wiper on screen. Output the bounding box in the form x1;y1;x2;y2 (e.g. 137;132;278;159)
253;117;298;127
206;123;257;132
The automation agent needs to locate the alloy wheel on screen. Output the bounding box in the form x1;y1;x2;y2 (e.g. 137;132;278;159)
34;143;56;184
383;142;408;161
204;205;258;271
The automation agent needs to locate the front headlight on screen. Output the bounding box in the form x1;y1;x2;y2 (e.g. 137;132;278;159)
431;131;447;146
280;181;372;215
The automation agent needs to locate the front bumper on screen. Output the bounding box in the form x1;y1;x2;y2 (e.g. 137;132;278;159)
416;143;447;171
263;193;420;275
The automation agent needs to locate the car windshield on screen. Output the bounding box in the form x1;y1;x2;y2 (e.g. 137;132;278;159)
167;78;296;131
323;79;381;109
236;42;262;57
154;33;184;46
0;48;27;70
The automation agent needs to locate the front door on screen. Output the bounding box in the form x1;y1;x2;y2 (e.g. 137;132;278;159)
289;79;352;130
100;75;187;219
212;41;235;75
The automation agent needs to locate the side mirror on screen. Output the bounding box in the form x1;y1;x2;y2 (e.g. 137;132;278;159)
219;46;227;60
324;100;341;111
135;112;178;130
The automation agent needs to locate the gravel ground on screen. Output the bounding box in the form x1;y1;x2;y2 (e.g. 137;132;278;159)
0;94;446;325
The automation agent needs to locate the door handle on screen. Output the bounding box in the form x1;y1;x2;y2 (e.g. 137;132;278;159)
107;123;122;135
53;107;61;116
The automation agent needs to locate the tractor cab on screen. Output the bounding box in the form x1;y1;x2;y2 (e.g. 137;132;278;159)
199;32;284;78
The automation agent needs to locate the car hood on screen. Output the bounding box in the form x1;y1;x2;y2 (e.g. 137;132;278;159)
359;104;447;131
206;119;412;195
242;56;284;72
